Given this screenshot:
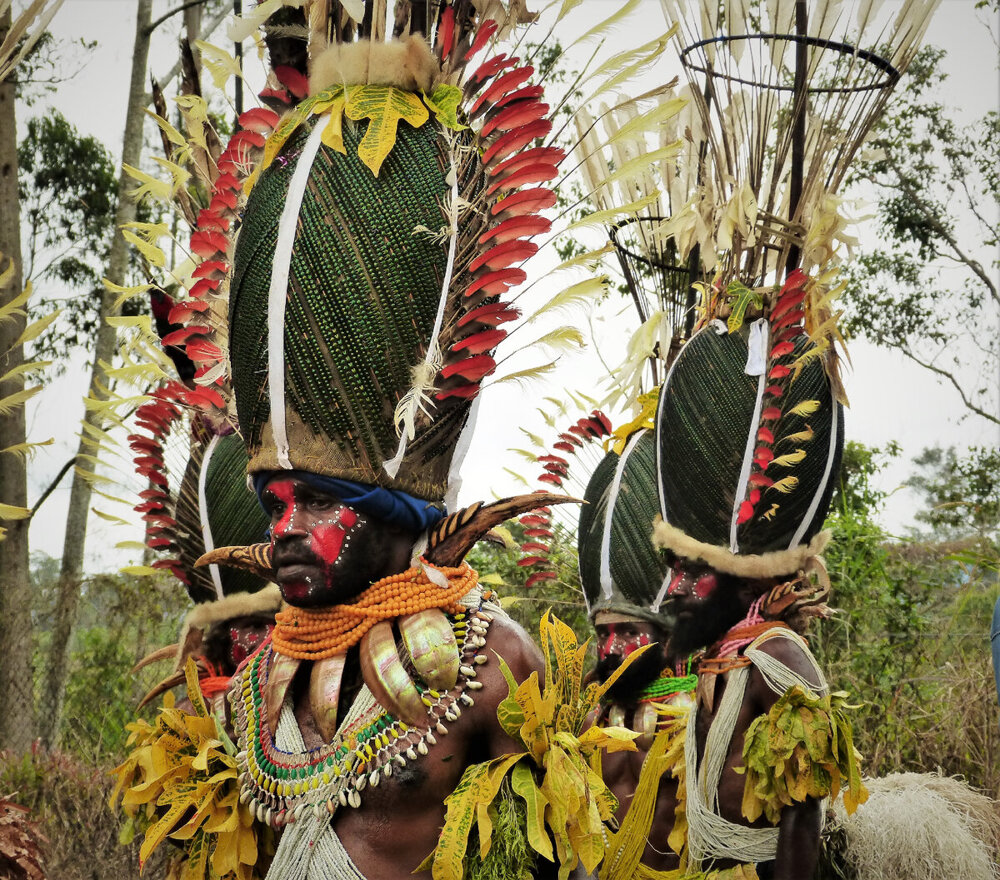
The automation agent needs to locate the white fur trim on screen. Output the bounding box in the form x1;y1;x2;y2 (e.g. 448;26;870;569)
308;37;437;94
184;584;283;629
652;518;831;578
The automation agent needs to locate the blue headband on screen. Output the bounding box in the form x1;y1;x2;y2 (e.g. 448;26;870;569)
253;471;446;534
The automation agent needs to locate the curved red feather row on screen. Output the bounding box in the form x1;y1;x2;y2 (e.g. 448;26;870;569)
166;95;284;420
515;410;612;590
736;269;812;527
128;379;189;584
434;25;564;404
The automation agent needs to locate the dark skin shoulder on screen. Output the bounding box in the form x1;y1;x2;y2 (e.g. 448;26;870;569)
695;631;823;880
327;613;560;880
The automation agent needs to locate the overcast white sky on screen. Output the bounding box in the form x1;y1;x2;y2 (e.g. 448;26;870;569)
18;0;1000;572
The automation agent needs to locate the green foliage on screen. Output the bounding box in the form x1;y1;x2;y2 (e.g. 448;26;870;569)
909;445;1000;537
467;520;593;656
29;554;189;762
815;443;1000;793
16;111;154;369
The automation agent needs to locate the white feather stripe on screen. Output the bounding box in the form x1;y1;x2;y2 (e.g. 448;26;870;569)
197;433;224;601
445;392;482;514
383;139;460;479
729;319;769;553
267;121;327;471
599;429;648;600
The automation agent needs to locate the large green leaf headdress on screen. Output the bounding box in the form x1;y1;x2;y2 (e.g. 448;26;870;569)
226;0;557;506
578;428;672;627
653;270;844;578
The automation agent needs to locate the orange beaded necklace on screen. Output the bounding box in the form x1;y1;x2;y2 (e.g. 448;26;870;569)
271;559;477;660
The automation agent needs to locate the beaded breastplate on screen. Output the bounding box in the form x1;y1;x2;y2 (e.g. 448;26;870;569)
232;598;495;829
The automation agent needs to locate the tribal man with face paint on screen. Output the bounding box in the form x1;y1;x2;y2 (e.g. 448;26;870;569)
576;428;699;879
649;271;867;880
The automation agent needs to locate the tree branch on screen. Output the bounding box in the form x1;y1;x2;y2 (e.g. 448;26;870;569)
146;4;231;106
146;0;210;36
887;154;999;307
900;348;1000;426
28;455;77;520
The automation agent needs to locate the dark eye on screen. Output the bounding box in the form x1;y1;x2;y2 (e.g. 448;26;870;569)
261;492;282;516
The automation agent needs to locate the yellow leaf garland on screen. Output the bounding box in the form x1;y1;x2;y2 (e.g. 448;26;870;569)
738;686;868;825
110;660;272;880
427;611;646;880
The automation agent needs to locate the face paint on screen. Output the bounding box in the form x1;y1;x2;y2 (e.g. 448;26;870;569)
596;624;653;661
262;476;417;608
268;480;298;538
310;507;358;568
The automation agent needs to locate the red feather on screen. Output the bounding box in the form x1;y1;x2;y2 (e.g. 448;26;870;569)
482;120;553;165
464;267;527;298
481;100;549;138
438;5;455;60
457;302;520;328
192;259;229;279
465;21;499;63
487;162;559;195
468;238;538;272
479;215;551;246
471;66;535;114
525;572;557;588
273;65;309;98
440;354;496;381
450;328;507;355
490;187;557;219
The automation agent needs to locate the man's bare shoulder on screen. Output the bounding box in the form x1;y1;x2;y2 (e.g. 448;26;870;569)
461;614;543;749
747;629;824;708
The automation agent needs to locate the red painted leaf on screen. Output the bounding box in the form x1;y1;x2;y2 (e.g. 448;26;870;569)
482;119;552;165
479;215;552;246
491;187;557;218
468;238;539;272
450;328;507;355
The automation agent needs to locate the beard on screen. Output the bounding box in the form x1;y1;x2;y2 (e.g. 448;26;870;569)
594;644;667;702
666;579;747;664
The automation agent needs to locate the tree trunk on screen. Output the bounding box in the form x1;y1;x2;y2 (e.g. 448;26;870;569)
40;0;154;749
0;8;36;755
